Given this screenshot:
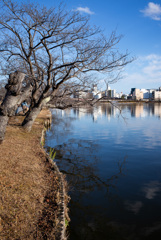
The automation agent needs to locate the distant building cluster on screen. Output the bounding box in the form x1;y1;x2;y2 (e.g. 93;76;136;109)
73;84;119;100
129;87;161;101
73;84;161;101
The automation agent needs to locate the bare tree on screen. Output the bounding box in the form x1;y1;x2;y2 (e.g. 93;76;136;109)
0;0;133;132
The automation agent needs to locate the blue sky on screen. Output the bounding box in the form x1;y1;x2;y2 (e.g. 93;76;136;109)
15;1;161;93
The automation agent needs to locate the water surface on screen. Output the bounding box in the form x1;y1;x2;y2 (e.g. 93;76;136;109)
45;103;161;240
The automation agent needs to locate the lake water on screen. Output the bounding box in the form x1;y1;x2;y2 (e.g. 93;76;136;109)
45;103;161;240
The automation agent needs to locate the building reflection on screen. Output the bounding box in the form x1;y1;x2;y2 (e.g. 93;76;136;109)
131;104;144;118
130;103;161;118
72;103;119;121
68;103;161;120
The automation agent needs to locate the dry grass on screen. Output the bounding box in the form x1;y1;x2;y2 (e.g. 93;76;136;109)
0;109;61;239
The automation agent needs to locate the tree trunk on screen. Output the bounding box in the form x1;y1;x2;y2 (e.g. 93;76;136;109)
22;96;51;132
22;105;42;132
0;116;9;143
0;71;27;142
1;71;26;116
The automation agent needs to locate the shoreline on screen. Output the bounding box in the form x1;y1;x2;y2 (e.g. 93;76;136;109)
100;99;161;103
0;108;69;240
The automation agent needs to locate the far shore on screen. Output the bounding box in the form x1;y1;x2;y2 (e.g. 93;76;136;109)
99;99;161;103
47;99;161;109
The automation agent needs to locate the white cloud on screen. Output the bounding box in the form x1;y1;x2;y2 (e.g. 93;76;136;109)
141;54;161;78
144;54;161;61
96;54;161;93
141;2;161;20
75;7;94;15
113;54;161;93
125;54;161;87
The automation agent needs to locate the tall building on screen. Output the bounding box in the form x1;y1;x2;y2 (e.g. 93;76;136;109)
153;91;161;100
131;89;143;100
106;89;116;98
92;84;102;99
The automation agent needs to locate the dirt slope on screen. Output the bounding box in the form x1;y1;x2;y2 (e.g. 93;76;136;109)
0;109;61;239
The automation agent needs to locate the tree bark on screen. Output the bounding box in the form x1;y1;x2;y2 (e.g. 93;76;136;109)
22;105;42;132
0;71;29;142
0;115;9;143
22;96;51;132
1;71;26;116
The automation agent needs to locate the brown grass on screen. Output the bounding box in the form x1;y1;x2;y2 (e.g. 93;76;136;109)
0;109;61;239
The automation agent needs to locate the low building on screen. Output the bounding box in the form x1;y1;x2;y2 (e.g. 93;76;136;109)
140;89;151;99
153;91;161;100
73;90;90;99
115;92;123;98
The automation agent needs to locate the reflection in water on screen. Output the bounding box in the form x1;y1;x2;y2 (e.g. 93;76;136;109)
143;181;161;200
47;141;126;196
73;102;161;120
45;103;161;240
125;201;143;215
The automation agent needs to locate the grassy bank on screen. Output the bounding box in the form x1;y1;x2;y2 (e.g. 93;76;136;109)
0;109;67;239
